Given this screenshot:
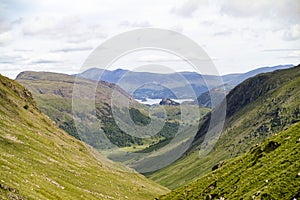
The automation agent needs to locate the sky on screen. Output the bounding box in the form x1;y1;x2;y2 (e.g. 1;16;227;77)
0;0;299;78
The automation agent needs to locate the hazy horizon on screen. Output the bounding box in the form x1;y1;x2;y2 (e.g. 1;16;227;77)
7;63;297;80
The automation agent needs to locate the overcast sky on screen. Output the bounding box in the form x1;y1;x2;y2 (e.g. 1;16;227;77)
0;0;299;78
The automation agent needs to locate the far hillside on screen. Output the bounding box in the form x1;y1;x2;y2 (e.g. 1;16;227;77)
16;71;210;173
196;64;293;108
77;64;292;100
149;64;300;189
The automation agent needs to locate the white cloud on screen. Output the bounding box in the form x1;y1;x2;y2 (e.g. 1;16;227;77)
220;0;300;25
22;16;76;37
169;25;184;33
283;24;300;41
0;31;13;45
0;0;299;78
138;54;181;63
11;17;23;25
281;51;300;59
0;54;26;64
120;20;152;28
51;46;93;53
213;31;232;37
171;0;206;18
22;16;107;43
262;48;300;52
0;19;11;33
27;52;62;65
0;19;14;45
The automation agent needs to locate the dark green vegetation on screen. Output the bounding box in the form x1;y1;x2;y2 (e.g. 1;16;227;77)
138;105;182;153
149;65;300;189
0;74;169;199
96;104;144;147
137;122;179;153
17;71;210;154
103;104;210;174
16;71;150;148
159;122;300;199
129;107;151;126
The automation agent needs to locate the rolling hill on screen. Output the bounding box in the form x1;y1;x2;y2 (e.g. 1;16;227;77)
0;73;168;199
148;64;300;189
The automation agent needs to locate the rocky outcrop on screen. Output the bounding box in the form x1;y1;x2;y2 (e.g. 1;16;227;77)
159;98;180;106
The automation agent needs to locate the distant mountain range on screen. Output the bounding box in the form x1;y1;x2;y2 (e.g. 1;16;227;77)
227;64;293;85
76;68;234;99
77;64;293;100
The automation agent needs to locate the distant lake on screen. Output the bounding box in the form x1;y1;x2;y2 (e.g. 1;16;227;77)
135;98;193;105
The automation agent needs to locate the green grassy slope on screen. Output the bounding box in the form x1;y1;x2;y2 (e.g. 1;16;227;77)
159;122;300;199
16;71;147;148
16;71;210;172
0;74;168;199
149;65;300;189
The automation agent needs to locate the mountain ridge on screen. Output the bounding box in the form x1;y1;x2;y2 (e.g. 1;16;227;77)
148;64;300;189
16;71;148;148
77;64;293;100
196;64;294;108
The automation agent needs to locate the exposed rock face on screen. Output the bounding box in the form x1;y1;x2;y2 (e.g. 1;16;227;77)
159;98;180;106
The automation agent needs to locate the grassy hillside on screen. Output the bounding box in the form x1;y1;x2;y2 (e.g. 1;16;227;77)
159;122;300;199
149;65;300;189
0;74;168;199
16;71;210;173
16;71;169;149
